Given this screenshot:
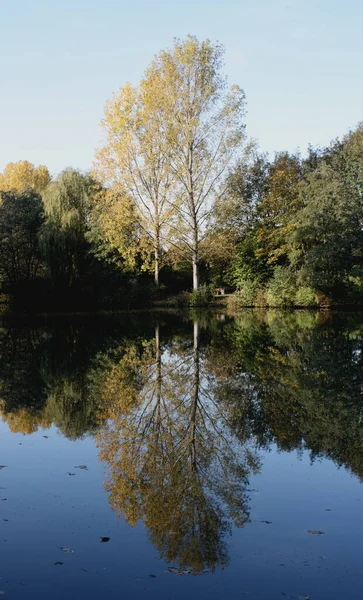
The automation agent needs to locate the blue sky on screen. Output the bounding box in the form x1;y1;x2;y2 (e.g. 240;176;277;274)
0;0;362;175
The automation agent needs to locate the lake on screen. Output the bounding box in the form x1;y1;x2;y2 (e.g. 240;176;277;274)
0;310;362;599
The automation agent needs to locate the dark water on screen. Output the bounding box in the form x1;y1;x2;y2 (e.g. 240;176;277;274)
0;310;362;599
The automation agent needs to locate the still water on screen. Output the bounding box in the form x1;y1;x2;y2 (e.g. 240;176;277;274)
0;310;362;599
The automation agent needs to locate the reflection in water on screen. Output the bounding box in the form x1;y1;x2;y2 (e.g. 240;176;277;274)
1;311;363;570
93;320;258;571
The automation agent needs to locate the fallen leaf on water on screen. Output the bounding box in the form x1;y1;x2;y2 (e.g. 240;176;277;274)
167;567;186;575
58;547;74;553
100;537;110;543
166;566;208;576
307;530;324;535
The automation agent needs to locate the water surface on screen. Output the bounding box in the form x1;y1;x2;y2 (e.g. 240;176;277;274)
0;310;362;599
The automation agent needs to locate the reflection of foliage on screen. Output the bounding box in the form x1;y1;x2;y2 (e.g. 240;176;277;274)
211;310;363;479
0;405;51;434
95;323;258;572
0;327;47;415
1;310;363;567
0;321;111;437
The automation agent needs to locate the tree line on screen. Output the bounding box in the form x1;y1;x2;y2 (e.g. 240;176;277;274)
0;35;362;310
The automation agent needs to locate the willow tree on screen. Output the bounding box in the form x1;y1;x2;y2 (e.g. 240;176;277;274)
0;161;50;194
94;81;175;286
41;168;97;286
143;36;247;289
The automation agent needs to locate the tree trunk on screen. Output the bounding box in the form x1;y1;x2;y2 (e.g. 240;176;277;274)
190;320;200;470
192;223;199;291
155;324;162;433
154;247;159;287
154;228;160;287
192;253;199;291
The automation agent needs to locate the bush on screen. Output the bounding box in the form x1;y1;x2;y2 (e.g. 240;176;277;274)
189;284;214;307
235;279;259;306
294;286;318;307
173;291;191;308
266;267;296;307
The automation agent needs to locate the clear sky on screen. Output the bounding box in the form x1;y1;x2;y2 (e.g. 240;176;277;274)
0;0;362;175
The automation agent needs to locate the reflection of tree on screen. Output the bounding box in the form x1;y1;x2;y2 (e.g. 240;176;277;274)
0;326;49;433
210;311;363;480
2;308;363;561
0;321;107;437
95;321;259;572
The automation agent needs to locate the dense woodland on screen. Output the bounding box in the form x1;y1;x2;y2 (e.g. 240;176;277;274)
0;36;362;311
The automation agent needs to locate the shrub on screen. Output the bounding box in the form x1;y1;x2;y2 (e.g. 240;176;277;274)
235;279;259;306
173;291;191;308
294;286;318;307
189;284;214;307
266;267;296;307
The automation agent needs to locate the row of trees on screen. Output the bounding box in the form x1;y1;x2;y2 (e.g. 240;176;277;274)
212;123;363;306
0;35;362;309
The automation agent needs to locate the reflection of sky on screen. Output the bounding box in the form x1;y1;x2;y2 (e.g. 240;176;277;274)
1;420;362;600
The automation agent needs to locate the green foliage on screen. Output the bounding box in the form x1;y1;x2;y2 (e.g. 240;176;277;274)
172;285;215;308
226;122;363;308
189;284;214;307
289;161;363;293
232;279;260;307
229;230;271;286
294;286;318;307
173;292;191;309
266;267;296;307
41;169;98;286
0;190;44;285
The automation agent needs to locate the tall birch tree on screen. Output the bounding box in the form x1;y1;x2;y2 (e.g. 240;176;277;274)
94;82;174;286
143;36;246;289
